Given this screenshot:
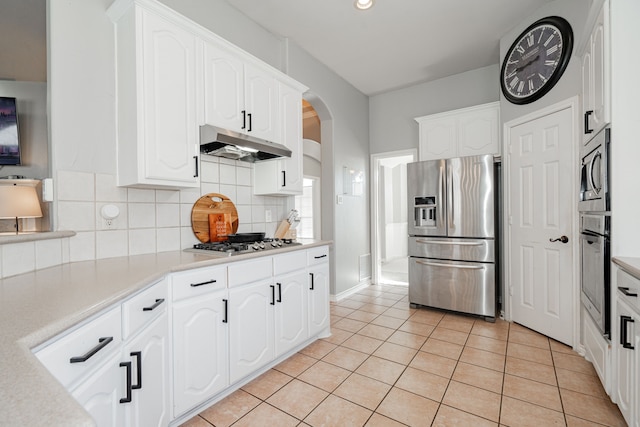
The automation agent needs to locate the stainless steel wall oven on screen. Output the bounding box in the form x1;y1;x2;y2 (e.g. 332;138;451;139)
580;213;610;337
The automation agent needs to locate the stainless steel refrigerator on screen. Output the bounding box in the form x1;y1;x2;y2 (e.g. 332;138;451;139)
407;154;498;320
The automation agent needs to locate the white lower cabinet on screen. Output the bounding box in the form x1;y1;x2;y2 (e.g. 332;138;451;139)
171;266;228;417
615;297;637;426
307;246;330;338
274;270;309;356
582;307;611;394
228;278;275;384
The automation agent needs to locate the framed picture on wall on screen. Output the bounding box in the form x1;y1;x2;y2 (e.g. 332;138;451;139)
0;97;22;165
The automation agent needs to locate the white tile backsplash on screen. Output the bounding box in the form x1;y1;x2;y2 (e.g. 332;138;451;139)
4;165;291;273
156;203;180;228
2;242;36;277
35;239;63;270
128;203;156;229
69;232;96;262
96;230;128;259
58;201;96;231
129;229;157;255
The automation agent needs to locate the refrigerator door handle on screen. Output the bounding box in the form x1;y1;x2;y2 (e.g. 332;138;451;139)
447;162;454;231
416;260;485;270
415;239;484;247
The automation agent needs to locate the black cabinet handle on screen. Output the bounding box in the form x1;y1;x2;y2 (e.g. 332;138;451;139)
241;110;246;130
142;298;165;311
119;361;132;404
277;283;282;303
130;351;142;390
309;273;315;290
270;285;275;305
620;315;635;350
584;110;594;134
282;170;286;187
191;279;217;287
223;299;228;323
69;337;113;363
247;113;252;132
194;156;199;178
314;254;327;259
619;287;638;297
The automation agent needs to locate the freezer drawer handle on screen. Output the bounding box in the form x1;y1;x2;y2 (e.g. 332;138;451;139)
416;239;483;246
416;260;484;270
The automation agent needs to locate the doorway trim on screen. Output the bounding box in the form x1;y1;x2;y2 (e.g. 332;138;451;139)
370;149;417;285
502;96;580;349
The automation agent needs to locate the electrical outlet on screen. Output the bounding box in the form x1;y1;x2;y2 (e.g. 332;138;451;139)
265;209;272;222
103;218;115;230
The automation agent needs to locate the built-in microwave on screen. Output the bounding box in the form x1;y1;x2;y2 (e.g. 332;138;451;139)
579;126;610;212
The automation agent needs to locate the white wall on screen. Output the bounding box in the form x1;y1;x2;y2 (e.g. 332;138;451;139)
369;65;500;156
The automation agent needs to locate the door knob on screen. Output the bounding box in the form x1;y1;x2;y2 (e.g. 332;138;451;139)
549;235;569;244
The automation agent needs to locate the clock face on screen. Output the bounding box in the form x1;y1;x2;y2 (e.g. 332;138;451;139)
501;16;573;105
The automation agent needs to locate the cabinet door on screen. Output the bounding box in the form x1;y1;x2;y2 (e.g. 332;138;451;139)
274;271;308;357
203;41;244;133
124;312;170;427
229;280;274;384
141;10;199;185
244;64;278;142
581;47;593;143
172;289;229;416
615;300;636;425
278;83;303;193
308;263;330;338
71;353;126;427
457;105;499;157
590;5;608;136
418;117;457;161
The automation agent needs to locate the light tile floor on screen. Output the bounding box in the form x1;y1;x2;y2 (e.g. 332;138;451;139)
181;283;627;427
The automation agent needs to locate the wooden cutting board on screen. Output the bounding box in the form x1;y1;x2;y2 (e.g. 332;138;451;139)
191;193;239;243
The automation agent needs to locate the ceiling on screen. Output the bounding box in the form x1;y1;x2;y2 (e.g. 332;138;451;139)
224;0;553;96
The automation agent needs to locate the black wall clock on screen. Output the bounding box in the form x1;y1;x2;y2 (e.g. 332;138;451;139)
500;16;573;105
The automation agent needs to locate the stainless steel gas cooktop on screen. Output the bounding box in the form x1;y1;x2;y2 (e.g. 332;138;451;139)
185;238;301;257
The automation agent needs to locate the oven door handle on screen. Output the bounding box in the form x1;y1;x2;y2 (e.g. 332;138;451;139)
589;150;602;195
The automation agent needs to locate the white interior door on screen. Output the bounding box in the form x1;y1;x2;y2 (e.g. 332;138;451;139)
508;105;575;345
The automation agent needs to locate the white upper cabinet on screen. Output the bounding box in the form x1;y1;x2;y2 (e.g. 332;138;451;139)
581;0;610;143
416;102;500;161
108;2;200;188
253;82;304;195
203;42;279;142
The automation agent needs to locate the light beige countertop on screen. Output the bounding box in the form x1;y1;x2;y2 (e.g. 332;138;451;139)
613;256;640;280
0;239;331;426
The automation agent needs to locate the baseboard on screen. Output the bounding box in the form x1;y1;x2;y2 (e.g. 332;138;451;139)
330;279;371;302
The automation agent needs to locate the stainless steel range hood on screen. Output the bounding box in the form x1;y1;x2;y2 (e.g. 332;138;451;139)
200;125;291;162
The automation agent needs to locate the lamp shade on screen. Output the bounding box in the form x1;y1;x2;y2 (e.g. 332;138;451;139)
0;184;43;219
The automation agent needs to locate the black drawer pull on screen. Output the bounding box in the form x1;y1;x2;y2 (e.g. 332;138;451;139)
584;110;594;134
619;287;638;297
193;156;199;178
223;299;228;323
131;351;142;390
119;361;132;404
277;283;282;303
314;254;327;259
142;298;165;311
69;337;113;363
620;315;635;350
191;279;217;287
309;273;315;290
270;285;275;305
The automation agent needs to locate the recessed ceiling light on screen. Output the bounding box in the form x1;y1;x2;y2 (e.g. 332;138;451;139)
355;0;374;10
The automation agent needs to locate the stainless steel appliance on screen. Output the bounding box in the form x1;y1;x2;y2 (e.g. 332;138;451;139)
186;237;301;257
580;213;611;337
200;125;291;162
579;126;610;212
407;154;498;320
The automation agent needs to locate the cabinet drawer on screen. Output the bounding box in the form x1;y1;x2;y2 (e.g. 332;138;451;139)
122;279;168;340
617;269;640;313
35;305;122;389
273;250;307;276
172;265;227;301
228;257;272;287
307;246;329;266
